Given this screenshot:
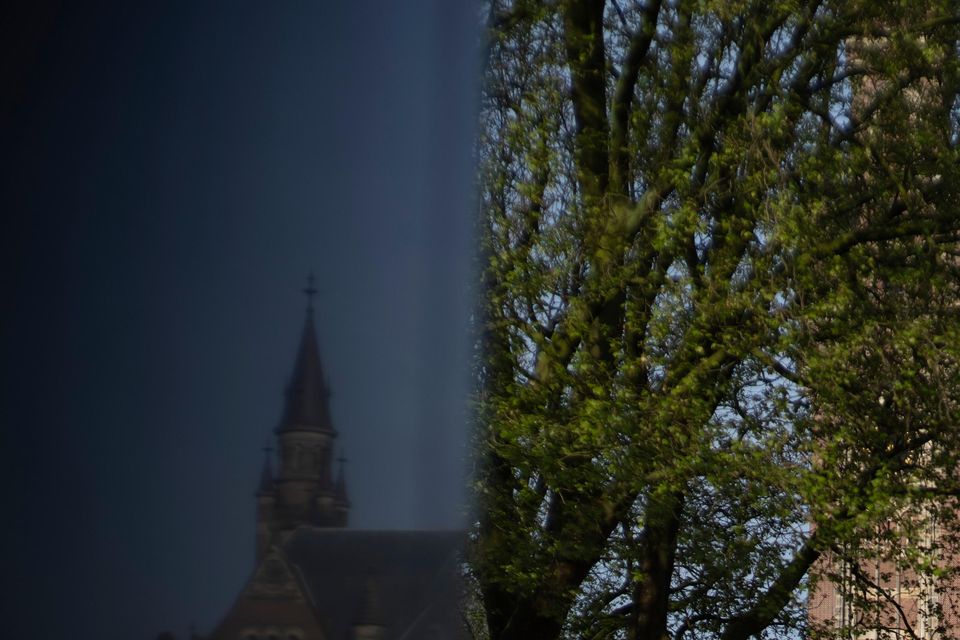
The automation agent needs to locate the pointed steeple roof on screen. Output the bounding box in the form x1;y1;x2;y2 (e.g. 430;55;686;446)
277;276;336;434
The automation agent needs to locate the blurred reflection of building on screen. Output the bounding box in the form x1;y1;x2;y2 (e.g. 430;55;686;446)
207;279;464;640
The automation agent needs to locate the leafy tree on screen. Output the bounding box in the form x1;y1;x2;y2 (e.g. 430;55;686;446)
469;1;960;639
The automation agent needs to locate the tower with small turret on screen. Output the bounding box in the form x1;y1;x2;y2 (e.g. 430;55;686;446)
255;276;349;560
208;277;464;640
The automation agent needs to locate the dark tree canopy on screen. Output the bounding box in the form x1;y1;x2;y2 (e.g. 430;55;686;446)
469;1;960;639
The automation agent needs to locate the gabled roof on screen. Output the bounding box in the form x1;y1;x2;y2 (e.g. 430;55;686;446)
284;528;467;640
208;546;325;640
277;307;335;434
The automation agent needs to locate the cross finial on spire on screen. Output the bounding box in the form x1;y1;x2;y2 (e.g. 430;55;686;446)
303;272;318;311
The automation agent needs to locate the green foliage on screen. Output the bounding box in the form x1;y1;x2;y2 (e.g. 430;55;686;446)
472;1;960;639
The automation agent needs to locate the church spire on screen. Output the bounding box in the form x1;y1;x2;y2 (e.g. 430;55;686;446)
303;272;318;312
276;274;335;434
268;275;349;531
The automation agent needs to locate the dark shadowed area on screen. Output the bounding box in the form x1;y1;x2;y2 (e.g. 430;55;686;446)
0;2;478;638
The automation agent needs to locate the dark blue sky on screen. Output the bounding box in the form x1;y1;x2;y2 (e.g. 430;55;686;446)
0;2;478;638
